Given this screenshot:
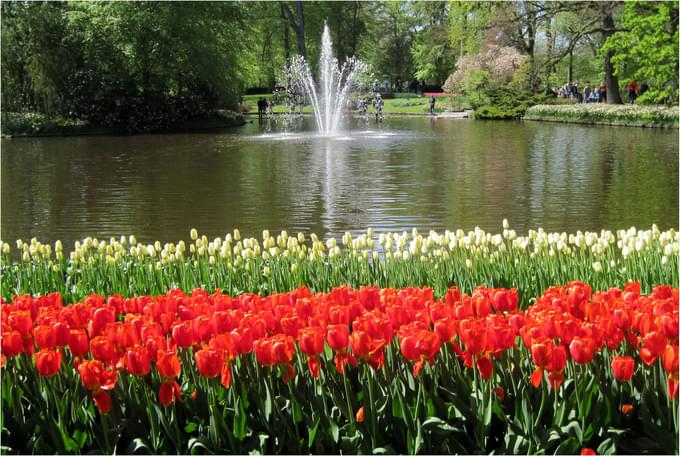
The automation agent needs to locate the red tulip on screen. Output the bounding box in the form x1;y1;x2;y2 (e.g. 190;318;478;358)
621;403;634;415
434;319;456;343
159;380;181;406
195;348;223;378
90;335;118;366
34;325;56;350
580;448;597;455
9;310;32;337
476;354;494;380
569;337;595;365
492;289;518;313
356;406;365;423
662;344;679;375
326;325;350;351
77;359;118;392
92;389;111;414
640;331;667;366
1;330;23;357
54;321;70;347
271;335;295;365
350;330;372;359
157;350;181;380
611;356;635;382
171;321;194;349
90;306;115;338
254;338;274;366
531;341;551;368
299;327;325;356
34;348;62;377
125;346;151;376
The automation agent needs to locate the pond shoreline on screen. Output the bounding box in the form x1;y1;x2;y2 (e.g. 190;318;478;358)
0;111;246;139
523;104;679;129
522;116;678;129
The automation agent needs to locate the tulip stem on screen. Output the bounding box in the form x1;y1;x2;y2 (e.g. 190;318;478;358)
101;411;111;454
365;367;378;449
342;369;355;433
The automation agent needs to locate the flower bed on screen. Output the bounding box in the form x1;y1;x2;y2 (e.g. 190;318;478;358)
1;223;677;305
524;104;679;128
1;282;677;454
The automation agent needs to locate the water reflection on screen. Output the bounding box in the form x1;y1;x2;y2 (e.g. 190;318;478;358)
1;118;677;247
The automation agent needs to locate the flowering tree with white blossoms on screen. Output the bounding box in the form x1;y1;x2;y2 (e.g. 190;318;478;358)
443;45;527;94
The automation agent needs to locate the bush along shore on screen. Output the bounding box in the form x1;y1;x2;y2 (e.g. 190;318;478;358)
0;110;245;138
523;104;679;128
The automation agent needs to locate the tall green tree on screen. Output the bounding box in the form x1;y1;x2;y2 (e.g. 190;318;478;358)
361;1;416;87
1;1;74;114
605;0;678;104
411;1;456;85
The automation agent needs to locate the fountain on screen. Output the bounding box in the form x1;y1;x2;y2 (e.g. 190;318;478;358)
284;21;369;135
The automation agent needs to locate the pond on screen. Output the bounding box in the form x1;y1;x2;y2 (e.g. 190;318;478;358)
1;117;678;247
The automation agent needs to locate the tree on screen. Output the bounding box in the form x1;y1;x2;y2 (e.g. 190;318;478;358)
1;2;74;114
2;2;252;131
605;0;678;104
411;1;456;85
280;1;307;59
360;2;416;87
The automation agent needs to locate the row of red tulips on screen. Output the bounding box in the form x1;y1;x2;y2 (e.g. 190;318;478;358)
1;281;678;453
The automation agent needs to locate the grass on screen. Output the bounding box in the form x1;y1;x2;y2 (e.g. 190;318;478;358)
241;94;471;115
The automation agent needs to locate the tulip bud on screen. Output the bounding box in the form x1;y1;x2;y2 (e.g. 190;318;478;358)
233;229;241;241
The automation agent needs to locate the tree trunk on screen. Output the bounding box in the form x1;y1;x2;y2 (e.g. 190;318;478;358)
294;0;306;59
545;16;555;76
280;1;306;59
280;3;290;62
568;49;573;83
350;1;359;56
601;11;623;104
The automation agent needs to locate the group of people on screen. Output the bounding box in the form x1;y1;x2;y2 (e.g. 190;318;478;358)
557;80;649;104
256;97;273;120
626;81;648;103
558;81;606;103
356;94;384;122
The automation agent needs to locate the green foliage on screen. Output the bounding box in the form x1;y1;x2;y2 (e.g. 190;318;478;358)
1;1;249;133
411;2;456;85
0;112;85;136
604;1;679;105
462;69;491;107
359;2;416;85
448;1;492;56
474;86;550;120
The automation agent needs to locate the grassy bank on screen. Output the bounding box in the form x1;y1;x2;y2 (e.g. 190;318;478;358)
1;110;245;137
241;94;471;115
524;104;679;128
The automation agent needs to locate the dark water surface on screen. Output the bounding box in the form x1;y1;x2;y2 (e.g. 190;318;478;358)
1;117;678;246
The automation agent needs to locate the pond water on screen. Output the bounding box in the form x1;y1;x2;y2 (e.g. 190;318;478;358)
1;117;678;247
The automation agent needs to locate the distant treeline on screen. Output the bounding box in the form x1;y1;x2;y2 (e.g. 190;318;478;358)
2;1;677;132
